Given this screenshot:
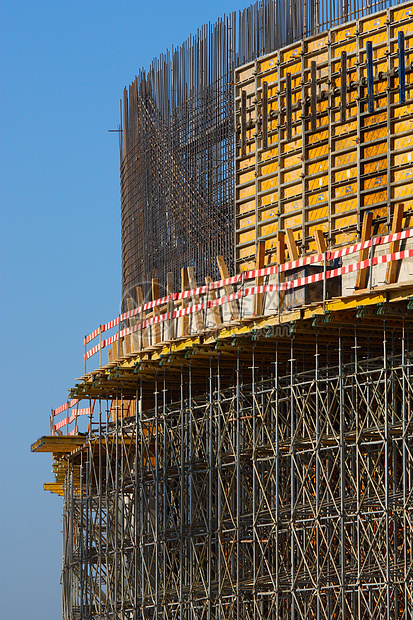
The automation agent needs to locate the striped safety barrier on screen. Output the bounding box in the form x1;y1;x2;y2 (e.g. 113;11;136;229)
82;229;413;361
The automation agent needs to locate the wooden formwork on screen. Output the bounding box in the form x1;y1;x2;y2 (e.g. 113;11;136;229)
235;1;413;272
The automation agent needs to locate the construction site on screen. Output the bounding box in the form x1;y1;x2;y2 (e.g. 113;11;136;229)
32;0;413;618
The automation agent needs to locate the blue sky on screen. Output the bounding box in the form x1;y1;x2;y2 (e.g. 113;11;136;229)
0;1;243;617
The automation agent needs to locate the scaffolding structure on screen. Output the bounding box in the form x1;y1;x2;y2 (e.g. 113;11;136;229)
58;309;413;619
32;1;413;619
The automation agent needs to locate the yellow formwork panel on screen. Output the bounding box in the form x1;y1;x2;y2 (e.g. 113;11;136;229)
260;149;278;163
282;152;301;168
394;21;413;37
394;166;413;182
308;175;328;191
364;189;387;206
308;191;327;206
364;175;388;190
306;204;329;222
394;181;413;199
261;222;278;237
238;156;255;170
361;13;387;32
307;35;328;53
260;206;278;221
334;184;357;201
238;245;255;260
259;56;277;72
333;120;357;137
259;71;277;84
237;170;255;185
238;229;255;245
260;177;278;192
237;200;255;215
238;214;255;229
283;185;302;201
332;23;356;44
394;134;413;150
235;1;413;273
261;161;278;176
261;192;278;206
282;44;301;63
393;4;413;24
283;213;303;229
284;198;302;214
306;160;328;176
333;166;357;181
395;151;413;166
238;185;255;201
282;167;301;184
334;196;357;213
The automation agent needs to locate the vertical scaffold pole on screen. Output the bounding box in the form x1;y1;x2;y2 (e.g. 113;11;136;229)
236;348;241;619
290;336;295;619
339;328;346;619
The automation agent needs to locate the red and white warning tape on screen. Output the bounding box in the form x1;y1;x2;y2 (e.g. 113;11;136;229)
52;400;96;433
83;230;413;360
54;408;91;431
52;399;79;417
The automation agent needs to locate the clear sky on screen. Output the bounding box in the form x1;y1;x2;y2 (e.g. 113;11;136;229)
0;1;244;617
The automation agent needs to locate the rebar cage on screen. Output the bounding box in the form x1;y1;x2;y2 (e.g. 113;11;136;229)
120;0;406;305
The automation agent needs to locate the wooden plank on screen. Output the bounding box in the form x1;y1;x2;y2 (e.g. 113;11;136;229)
166;272;174;340
187;266;205;331
216;255;240;320
123;334;131;355
254;240;266;316
385;203;404;285
314;229;327;254
206;276;222;327
136;286;149;348
314;229;327;266
31;435;85;453
277;231;285;312
181;267;190;336
355;211;373;290
285;228;299;261
126;297;139;352
152;278;161;344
